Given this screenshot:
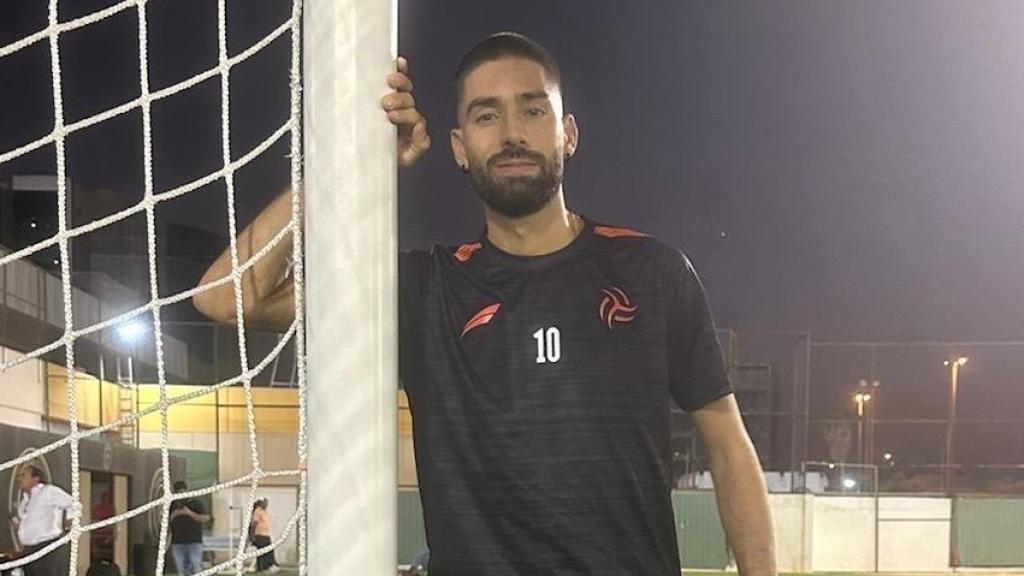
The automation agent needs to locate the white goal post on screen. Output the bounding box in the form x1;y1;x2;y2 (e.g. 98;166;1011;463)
303;1;399;576
0;0;399;574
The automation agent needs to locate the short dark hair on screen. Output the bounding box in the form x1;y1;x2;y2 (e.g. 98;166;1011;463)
173;480;188;492
455;32;562;105
22;464;42;480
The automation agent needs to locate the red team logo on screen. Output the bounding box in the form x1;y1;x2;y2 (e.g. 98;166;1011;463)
462;303;502;338
454;242;483;262
599;287;637;329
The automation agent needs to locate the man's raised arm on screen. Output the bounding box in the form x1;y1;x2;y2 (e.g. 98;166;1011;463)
193;57;430;331
193;190;297;332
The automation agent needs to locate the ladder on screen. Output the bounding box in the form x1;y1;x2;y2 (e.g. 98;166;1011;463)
116;356;136;446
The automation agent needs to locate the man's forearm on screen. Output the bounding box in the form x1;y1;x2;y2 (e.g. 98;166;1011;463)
241;190;297;303
709;443;777;576
195;190;296;323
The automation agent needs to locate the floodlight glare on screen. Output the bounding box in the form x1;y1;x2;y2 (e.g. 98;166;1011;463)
117;321;147;343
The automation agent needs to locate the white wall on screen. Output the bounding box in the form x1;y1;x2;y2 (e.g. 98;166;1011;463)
138;431;300;483
811;495;877;571
399;434;417;487
0;345;45;429
138;431;218;451
210;485;300;565
761;494;953;573
768;493;813;572
218;433;300;486
877;497;951;572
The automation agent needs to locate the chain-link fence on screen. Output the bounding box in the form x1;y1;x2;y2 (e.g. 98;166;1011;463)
674;333;1024;495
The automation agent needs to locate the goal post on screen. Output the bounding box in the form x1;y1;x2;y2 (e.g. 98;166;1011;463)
0;0;401;573
303;1;399;575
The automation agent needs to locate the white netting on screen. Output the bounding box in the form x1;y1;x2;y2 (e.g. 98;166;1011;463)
0;1;308;574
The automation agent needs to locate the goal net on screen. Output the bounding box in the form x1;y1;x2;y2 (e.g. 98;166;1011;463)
0;1;397;575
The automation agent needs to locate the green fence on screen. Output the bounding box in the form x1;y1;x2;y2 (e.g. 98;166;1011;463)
673;491;729;569
396;489;728;568
954;496;1024;567
398;489;428;564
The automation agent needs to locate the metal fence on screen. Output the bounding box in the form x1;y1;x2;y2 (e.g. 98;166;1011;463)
676;332;1024;496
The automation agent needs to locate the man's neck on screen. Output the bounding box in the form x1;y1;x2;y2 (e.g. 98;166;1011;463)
483;191;582;257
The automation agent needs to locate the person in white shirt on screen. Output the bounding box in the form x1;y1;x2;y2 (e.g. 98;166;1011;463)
14;464;75;576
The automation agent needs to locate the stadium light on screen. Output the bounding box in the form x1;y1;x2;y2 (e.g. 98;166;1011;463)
117;321;147;344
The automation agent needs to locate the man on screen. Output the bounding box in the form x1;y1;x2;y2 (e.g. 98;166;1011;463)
14;464;75;576
168;480;209;576
195;33;775;575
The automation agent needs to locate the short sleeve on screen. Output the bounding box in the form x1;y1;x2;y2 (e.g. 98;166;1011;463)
663;251;733;412
47;485;76;514
398;250;432;390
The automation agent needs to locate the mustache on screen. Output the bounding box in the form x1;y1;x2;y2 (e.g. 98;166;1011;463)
486;147;547;169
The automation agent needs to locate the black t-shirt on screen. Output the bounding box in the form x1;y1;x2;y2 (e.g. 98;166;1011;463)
399;218;732;576
169;499;205;544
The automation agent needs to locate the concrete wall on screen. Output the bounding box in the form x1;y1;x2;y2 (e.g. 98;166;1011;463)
811;495;877;571
764;493;955;573
138;430;218;452
767;493;812;572
877;496;951;572
139;431;302;486
209;485;300;566
0;345;45;430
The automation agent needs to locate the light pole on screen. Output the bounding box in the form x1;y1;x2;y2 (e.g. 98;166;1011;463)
859;379;880;466
854;391;872;466
943;356;968;493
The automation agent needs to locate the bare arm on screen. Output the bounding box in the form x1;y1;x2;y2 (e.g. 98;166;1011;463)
193;190;298;332
692;394;777;576
194;57;429;331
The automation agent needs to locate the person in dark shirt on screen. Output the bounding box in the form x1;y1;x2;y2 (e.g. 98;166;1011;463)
169;481;209;576
195;32;775;576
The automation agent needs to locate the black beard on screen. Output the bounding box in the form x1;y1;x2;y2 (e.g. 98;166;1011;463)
469;147;564;218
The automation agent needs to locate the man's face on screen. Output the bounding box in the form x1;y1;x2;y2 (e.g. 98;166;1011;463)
451;57;578;218
19;468;38;492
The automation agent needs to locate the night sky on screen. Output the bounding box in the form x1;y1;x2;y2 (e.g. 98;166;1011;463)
2;1;1022;467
